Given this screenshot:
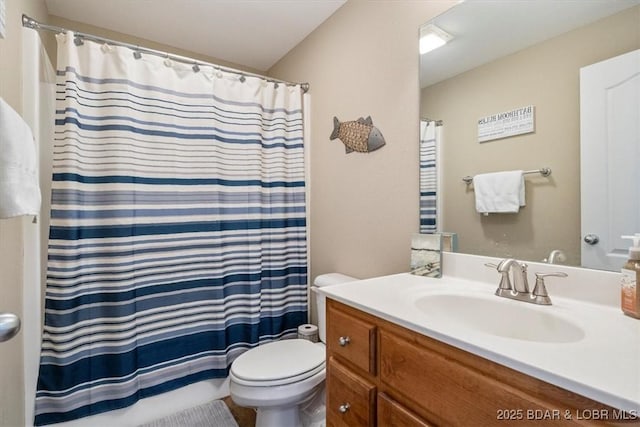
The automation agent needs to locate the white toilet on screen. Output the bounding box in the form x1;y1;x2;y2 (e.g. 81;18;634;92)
229;273;357;427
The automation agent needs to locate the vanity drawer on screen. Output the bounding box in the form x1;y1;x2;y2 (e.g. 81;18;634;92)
326;357;376;427
378;393;433;427
327;300;376;375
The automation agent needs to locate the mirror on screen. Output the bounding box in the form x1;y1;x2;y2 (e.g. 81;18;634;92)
419;0;640;270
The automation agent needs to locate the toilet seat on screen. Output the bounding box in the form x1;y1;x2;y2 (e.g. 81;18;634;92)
230;339;325;387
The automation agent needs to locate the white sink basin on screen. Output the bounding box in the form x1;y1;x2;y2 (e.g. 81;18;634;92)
415;294;585;343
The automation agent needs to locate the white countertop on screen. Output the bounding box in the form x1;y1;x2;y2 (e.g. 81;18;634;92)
317;257;640;414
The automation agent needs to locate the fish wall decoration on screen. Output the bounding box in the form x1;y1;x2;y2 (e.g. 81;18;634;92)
329;116;386;154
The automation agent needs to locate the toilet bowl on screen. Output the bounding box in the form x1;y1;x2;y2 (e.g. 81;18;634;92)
229;273;357;427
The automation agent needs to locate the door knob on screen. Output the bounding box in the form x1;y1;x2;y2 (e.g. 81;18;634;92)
583;234;599;245
0;312;21;342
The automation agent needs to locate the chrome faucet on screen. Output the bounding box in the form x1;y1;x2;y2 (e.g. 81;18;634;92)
487;259;567;305
496;258;530;294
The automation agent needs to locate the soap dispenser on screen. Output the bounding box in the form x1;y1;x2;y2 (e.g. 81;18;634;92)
621;234;640;319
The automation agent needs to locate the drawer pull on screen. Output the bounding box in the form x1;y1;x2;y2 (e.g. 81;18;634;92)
338;336;351;346
338;403;351;414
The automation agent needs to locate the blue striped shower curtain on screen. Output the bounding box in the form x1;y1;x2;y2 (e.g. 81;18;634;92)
34;33;308;425
419;120;439;233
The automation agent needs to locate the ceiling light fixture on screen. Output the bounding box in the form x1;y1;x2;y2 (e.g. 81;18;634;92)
419;24;453;55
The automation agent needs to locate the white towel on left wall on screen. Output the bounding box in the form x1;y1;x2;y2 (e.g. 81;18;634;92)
0;97;41;218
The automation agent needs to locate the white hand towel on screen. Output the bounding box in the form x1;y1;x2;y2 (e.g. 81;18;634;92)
0;97;41;218
472;170;525;214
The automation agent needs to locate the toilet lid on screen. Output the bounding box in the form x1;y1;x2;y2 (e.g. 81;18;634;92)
231;339;325;384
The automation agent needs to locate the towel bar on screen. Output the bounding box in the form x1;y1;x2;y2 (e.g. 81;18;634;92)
463;167;551;184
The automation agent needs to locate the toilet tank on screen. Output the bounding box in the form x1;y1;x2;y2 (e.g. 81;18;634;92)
312;273;358;343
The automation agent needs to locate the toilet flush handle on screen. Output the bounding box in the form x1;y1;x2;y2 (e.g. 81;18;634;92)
338;336;350;346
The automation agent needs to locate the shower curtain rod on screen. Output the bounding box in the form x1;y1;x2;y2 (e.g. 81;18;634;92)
21;14;310;93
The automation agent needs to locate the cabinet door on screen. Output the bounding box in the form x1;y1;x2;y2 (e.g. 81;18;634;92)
327;357;376;427
379;330;567;426
327;302;376;375
378;393;433;427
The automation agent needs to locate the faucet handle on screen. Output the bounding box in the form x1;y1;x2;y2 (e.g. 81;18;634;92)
488;261;514;293
532;272;568;305
485;262;512;295
534;272;568;281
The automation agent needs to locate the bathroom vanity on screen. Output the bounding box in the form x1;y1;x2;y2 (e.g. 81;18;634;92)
320;253;640;426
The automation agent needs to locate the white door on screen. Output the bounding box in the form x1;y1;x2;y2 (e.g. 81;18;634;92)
580;49;639;271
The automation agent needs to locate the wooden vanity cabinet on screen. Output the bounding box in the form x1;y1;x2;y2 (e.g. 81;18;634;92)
326;298;638;427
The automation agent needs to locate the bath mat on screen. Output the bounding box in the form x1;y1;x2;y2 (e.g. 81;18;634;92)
139;400;239;427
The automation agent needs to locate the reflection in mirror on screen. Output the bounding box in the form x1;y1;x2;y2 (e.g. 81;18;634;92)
419;0;640;271
419;118;441;233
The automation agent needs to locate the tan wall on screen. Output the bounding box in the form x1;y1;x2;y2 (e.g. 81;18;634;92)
0;1;49;425
269;0;456;281
421;6;640;265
